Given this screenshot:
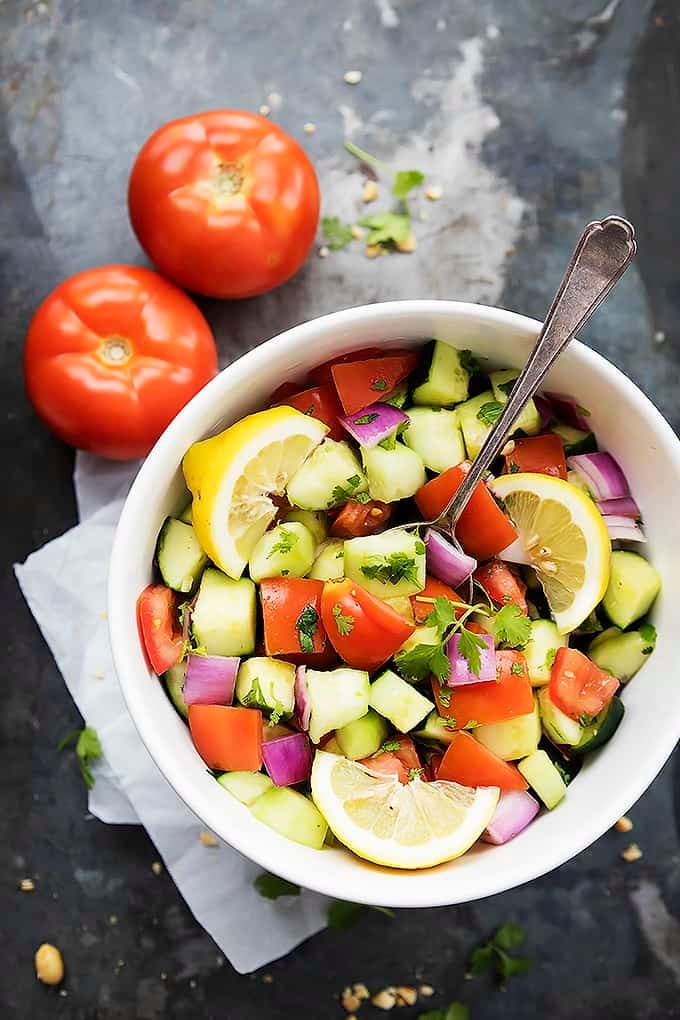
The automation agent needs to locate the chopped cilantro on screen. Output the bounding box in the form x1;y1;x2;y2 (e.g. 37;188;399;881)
576;404;591;417
370;377;388;391
498;378;516;396
476;400;505;426
419;1003;469;1020
378;433;397;450
494;604;532;647
639;623;657;654
414;538;426;555
462;719;478;730
395;642;451;684
459;349;482;376
241;676;266;708
468;923;529;985
359;210;412;248
456;625;489;677
329;474;370;507
295;604;319;654
509;461;520;473
544;647;557;670
361;552;419;586
254;872;301;899
321;215;354;250
332;603;354;636
408;767;424;780
57;725;102;790
437;687;452;708
281;569;289;576
510;662;525;676
373;739;401;756
268;701;287;726
353;412;379;425
392;168;424;200
267;527;298;558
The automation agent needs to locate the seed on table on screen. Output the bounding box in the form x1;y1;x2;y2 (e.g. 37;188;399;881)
199;830;219;847
303;122;316;134
351;225;365;240
425;185;443;201
615;815;633;833
395;986;417;1006
419;984;435;996
259;104;271;116
362;180;378;203
318;246;330;258
151;861;162;875
35;943;64;986
344;70;363;85
621;842;643;863
20;878;35;892
372;987;398;1010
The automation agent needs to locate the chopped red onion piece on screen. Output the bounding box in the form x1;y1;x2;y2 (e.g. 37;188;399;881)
262;732;313;786
603;515;646;543
597;496;640;518
534;393;554;429
567;452;630;501
544;392;592;431
294;666;311;732
482;789;540;844
497;536;531;566
338;402;409;449
425;529;477;588
183;655;239;705
446;632;496;686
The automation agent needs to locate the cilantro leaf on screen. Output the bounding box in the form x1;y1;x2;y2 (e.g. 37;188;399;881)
408;767;424;780
395;642;450;683
459;349;482;376
241;676;266;708
329;474;369;507
456;626;488;677
425;596;458;637
509;461;520;473
462;719;478;730
430;645;452;683
498;378;516;396
468;923;530;985
510;662;525;676
295;604;319;654
370;378;388;391
476;400;505;426
58;725;102;789
496;950;530;980
268;700;287;726
639;623;657;654
420;1005;469;1020
359;211;412;248
392;169;424;200
353;412;379;425
327;900;363;929
493;921;525;950
321;216;354;250
544;647;557;670
254;872;301;899
267;527;298;558
468;944;495;975
373;739;401;755
361;552;419;586
332;604;354;636
494;604;532;648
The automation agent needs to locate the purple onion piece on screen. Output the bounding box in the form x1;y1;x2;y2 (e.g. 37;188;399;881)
446;632;496;686
482;789;540;844
603;515;646;543
338;402;409;449
534;393;554;429
425;529;477;588
597;496;640;518
544;392;593;432
262;732;314;786
294;666;311;732
567;452;630;501
183;655;239;705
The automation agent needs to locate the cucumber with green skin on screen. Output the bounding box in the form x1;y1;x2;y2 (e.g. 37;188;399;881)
368;669;434;733
456;390;495;459
306;667;370;744
572;696;625;755
248;522;316;583
402;407;466;474
588;630;651;682
178;502;193;524
537;686;584;746
164;662;188;719
474;698;541;761
281;509;328;544
523;619;567;687
308;539;345;581
286;439;367;510
191;568;257;656
603;551;661;629
551;423;597;456
250;787;327;848
344;529;426;599
217;770;273;805
412;710;457;745
518;749;567;809
490;369;541;437
362;441;426;503
156;517;208;592
235;657;296;718
336;710;389;760
411;340;470;407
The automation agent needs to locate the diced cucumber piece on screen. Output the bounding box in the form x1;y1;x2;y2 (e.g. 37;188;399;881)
336;709;389;760
384;596;415;623
523;619;567;687
287;439;367;510
566;469;592;496
588;630;650;682
490;370;541;436
411;341;470;407
164;662;188;720
588;625;621;651
281;509;328;544
217;770;273;805
250;787;328;848
384;381;409;409
572;695;625;755
178;502;193;524
603;551;661;629
248;522;316;583
456;390;495;459
474;698;541;761
402;407;466;474
156;517;208;592
308;539;345;581
362;442;426;503
369;669;434;732
537;687;584;746
396;623;440;655
551;423;596;456
306;667;370;744
191;568;256;656
518;749;567;809
413;710;457;745
539;739;582;786
344;529;426;599
235;657;295;718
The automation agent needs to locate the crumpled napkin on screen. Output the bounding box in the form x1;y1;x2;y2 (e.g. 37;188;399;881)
15;452;328;973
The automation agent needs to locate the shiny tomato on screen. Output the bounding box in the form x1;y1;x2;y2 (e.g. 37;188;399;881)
128;110;319;298
272;384;344;441
309;348;384;389
24;266;217;460
320;579;415;672
505;435;567;479
260;578;327;657
330;351;419;415
137;584;183;675
360;735;422;784
437;731;527;790
431;650;533;728
188;705;263;771
410;576;465;624
415;461;517;561
549;647;619;721
473;560;528;614
329;500;392;539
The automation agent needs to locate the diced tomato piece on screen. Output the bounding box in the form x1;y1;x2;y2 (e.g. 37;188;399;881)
309;347;385;389
431;650;533;728
410;576;468;624
505;434;567;479
188;705;263;771
549;647;619;721
473;560;528;614
359;735;422;785
272;383;344;441
320;579;415;672
269;380;306;403
277;644;340;670
331;351;419;415
415;461;517;561
437;731;528;790
136;583;183;675
330;500;392;538
260;578;327;657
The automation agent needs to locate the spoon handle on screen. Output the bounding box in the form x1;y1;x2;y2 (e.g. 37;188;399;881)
443;216;637;527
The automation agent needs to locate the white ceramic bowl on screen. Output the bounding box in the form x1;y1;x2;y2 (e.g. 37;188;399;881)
109;300;680;907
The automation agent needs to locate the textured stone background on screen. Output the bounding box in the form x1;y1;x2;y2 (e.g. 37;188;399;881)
2;0;679;1017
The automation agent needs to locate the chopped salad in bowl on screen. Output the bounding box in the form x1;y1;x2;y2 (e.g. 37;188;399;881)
136;339;661;871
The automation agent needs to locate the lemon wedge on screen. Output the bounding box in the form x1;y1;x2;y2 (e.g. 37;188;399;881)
183;407;327;579
489;472;611;634
310;751;498;869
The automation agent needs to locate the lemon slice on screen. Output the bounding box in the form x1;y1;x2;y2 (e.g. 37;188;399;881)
489;472;611;634
311;751;499;869
183;407;327;579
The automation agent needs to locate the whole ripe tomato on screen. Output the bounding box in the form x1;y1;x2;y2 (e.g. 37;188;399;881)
128;110;320;298
24;265;217;460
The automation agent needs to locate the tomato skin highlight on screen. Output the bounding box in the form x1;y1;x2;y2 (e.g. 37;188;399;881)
549;647;619;721
329;500;392;539
505;434;567;479
431;650;533;728
128;110;320;299
437;730;528;791
24;266;217;460
320;579;415;672
260;578;327;657
473;560;528;614
188;705;263;771
273;384;344;441
330;351;419;415
415;461;517;561
137;583;183;675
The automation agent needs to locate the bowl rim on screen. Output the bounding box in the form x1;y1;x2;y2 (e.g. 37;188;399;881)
109;299;680;906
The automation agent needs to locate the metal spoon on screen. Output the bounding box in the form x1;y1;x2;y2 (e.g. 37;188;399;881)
405;216;637;582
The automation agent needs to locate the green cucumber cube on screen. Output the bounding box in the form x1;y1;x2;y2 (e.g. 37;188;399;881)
164;662;188;719
362;442;426;503
412;710;458;745
191;568;257;656
286;439;367;510
588;630;651;682
603;551;661;629
396;623;440;655
178;501;193;524
411;341;470;407
490;369;541;436
156;517;208;592
250;787;328;848
474;698;541;760
217;770;274;805
335;709;389;760
523;619;567;687
384;596;415;623
281;509;329;544
235;657;296;717
456;390;495;459
308;539;345;581
402;407;466;473
518;749;567;809
369;669;434;733
306;667;370;744
248;522;316;583
537;687;584;746
344;529;426;599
